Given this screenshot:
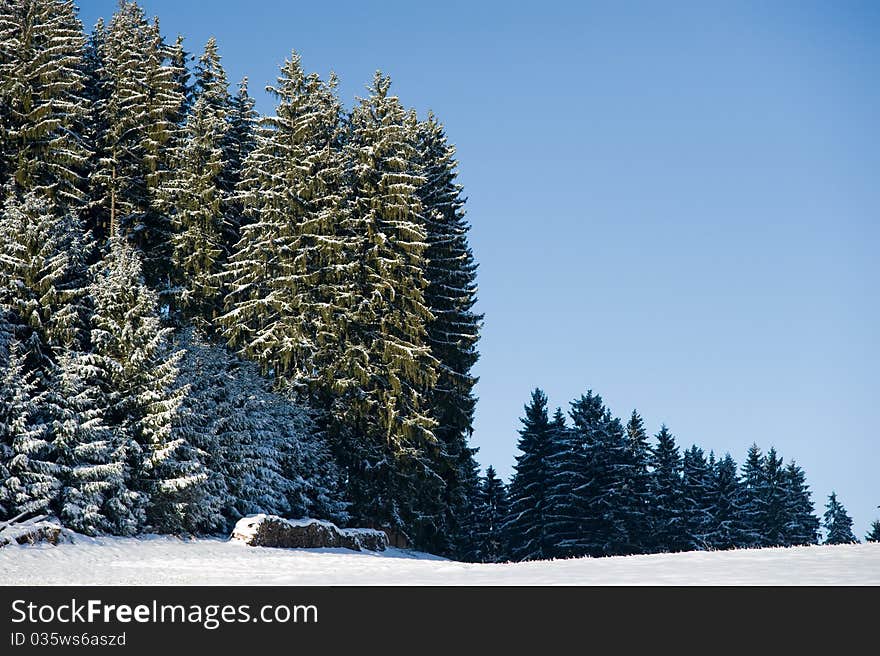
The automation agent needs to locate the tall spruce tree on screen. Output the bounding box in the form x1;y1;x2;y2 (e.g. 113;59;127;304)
90;237;205;534
51;350;124;535
505;389;555;561
739;443;766;547
781;460;819;546
704;452;748;550
473;465;509;563
622;410;652;553
159;37;233;325
648;425;686;552
88;1;184;285
823;492;857;545
0;338;57;519
757;447;789;546
0;191;90;383
415;113;482;556
866;519;880;543
0;0;91;210
682;445;713;551
544;407;579;557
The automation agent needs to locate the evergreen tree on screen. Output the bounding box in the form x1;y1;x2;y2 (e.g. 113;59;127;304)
88;1;184;285
757;446;789;546
159;37;233;325
474;466;509;563
739;443;766;547
415;113;482;556
90;237;205;534
544;406;579;557
0;191;90;382
0;339;57;519
505;389;555;561
648;425;686;552
781;460;819;546
704;453;748;550
222;77;258;249
823;492;857;545
0;0;91;209
866;519;880;543
681;445;713;551
621;410;652;553
51;350;124;535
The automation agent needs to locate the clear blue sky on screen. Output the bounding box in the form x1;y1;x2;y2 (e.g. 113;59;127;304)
79;1;879;537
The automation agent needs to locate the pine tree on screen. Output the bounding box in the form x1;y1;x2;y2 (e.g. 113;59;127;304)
781;460;819;546
621;410;652;553
823;492;857;545
159;37;233;325
222;77;258;250
866;519;880;543
51;350;124;535
704;453;748;550
474;466;509;563
682;445;713;551
0;191;90;382
648;425;686;552
90;237;205;534
0;0;91;210
739;443;766;547
544;406;580;557
88;1;184;285
415;113;482;556
757;446;789;546
505;389;556;561
0;339;57;520
322;71;438;543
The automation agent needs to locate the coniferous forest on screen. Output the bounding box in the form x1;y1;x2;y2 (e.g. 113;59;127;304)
0;0;869;561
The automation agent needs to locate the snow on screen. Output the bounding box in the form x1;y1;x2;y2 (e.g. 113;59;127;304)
1;536;877;585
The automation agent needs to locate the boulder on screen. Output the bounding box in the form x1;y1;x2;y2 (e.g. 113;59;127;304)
231;514;388;552
0;517;72;548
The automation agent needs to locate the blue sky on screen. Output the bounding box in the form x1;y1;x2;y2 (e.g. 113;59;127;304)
79;1;879;537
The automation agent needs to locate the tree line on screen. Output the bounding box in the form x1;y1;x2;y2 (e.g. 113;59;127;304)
0;0;480;556
464;389;872;562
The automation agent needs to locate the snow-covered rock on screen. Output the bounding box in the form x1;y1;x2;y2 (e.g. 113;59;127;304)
231;514;388;552
0;517;74;548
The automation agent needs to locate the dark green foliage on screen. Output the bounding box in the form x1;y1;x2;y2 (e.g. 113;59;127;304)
866;519;880;543
823;492;857;545
682;445;713;550
505;389;556;561
473;466;509;563
649;425;686;552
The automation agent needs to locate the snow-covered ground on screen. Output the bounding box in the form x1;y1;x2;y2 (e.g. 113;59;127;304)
1;536;878;585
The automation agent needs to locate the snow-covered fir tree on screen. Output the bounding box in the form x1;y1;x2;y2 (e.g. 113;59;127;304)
473;466;508;563
90;237;205;534
222;77;258;249
87;1;184;285
221;51;349;381
414;113;482;555
544;406;581;558
159;37;233;326
319;71;438;544
822;492;857;545
505;389;556;561
0;0;91;210
648;425;687;553
0;339;57;520
739;443;767;547
0;191;90;382
781;460;819;546
755;447;789;547
51;349;124;535
681;445;714;551
866;519;880;543
704;452;747;550
621;410;653;553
